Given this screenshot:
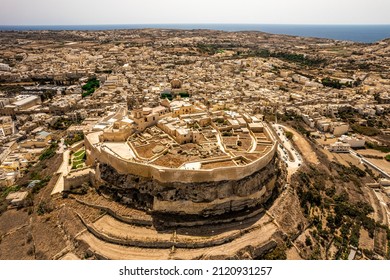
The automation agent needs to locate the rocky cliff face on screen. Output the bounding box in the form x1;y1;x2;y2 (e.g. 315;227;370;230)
98;156;286;219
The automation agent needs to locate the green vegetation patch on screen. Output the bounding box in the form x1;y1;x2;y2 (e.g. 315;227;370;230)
285;131;294;140
365;142;390;153
179;92;190;98
293;165;385;259
321;77;343;89
82;77;100;98
31;176;51;194
161;93;173;100
39;142;58;161
249;49;326;66
71;149;86;169
321;77;355;89
197;44;225;55
50;118;76;130
262;244;287;260
351;124;380;136
1;185;21;199
73;150;85;158
64;132;84;146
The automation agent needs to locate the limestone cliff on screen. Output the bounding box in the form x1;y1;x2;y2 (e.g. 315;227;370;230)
98;156;286;219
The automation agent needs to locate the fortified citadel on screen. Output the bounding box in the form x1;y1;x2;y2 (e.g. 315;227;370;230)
83;81;284;227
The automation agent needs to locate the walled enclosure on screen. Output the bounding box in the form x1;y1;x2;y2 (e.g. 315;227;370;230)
85;125;283;218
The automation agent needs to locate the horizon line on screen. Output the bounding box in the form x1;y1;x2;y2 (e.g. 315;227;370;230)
1;23;390;27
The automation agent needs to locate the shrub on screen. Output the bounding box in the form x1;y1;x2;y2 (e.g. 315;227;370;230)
285;131;294;140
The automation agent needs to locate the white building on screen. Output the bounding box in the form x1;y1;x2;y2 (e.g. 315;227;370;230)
329;142;350;153
339;135;365;148
302;114;315;128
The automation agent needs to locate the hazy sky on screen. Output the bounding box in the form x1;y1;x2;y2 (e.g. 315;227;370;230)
1;0;389;25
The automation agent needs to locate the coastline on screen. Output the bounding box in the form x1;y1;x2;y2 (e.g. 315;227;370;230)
1;24;390;43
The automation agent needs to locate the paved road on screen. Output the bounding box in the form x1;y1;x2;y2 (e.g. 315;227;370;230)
51;150;71;195
349;150;390;179
349;150;390;228
373;189;390;227
272;124;303;176
57;138;65;154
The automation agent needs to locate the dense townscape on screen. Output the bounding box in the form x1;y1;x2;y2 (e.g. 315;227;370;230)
0;29;389;260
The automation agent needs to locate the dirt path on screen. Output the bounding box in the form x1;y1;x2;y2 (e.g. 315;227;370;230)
93;215;173;241
78;213;278;260
79;232;171;259
283;126;319;165
365;187;384;224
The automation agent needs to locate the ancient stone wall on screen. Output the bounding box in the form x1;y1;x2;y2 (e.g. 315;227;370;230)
63;168;95;191
85;124;282;217
76;212;273;249
85;135;276;184
98;157;281;216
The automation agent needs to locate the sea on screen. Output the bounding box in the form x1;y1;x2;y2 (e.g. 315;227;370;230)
1;24;390;43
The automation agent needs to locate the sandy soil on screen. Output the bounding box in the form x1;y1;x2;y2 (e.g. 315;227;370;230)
269;187;307;236
374;228;388;256
316;138;338;146
59;252;80;260
0;226;34;260
75;191;152;222
333;153;363;169
284;126;319;165
78;214;278;260
359;228;374;251
0;209;29;236
286;246;303;260
358;149;389;157
31;215;67;259
135;142;159;159
367;158;390;173
78;232;171;260
93;215;174;241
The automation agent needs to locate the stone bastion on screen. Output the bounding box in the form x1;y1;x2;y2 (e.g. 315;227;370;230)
84;124;284;222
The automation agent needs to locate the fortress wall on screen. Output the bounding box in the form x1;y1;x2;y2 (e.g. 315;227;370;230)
63;168;95;190
85;126;277;184
101;130;132;142
90;142;276;183
152;144;276;183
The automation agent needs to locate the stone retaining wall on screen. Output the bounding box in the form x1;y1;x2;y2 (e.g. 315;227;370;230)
73;197;153;227
85;127;276;184
76;212;273;249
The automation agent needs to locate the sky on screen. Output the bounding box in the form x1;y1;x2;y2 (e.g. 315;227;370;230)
0;0;389;25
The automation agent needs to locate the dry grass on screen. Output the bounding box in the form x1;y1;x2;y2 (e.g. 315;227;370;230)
285;126;319;165
0;209;29;236
359;228;374;251
0;227;34;260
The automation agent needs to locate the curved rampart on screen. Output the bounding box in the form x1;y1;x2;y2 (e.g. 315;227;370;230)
85;127;277;184
76;212;272;249
73;197;153;227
